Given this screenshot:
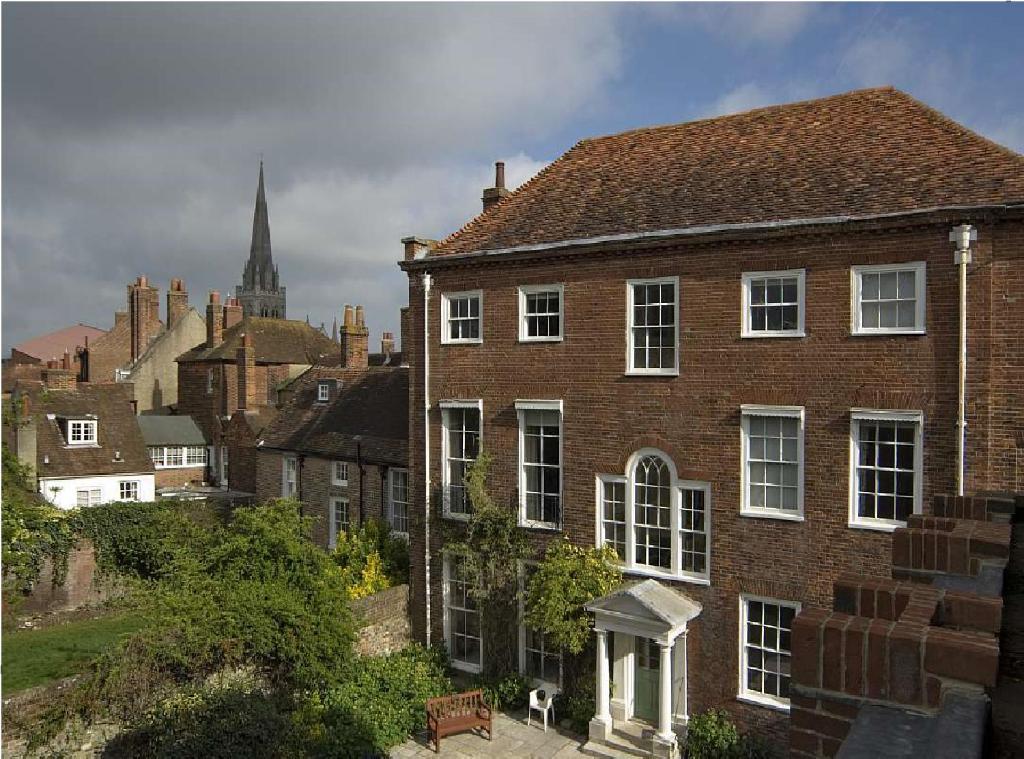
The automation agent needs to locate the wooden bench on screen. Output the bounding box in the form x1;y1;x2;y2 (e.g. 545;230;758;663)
426;689;493;753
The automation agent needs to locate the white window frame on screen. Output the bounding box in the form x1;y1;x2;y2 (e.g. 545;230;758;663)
851;262;926;335
626;276;679;376
595;450;711;585
328;496;349;549
119;480;139;501
518;283;564;343
740;405;805;522
518;561;564;688
219;446;228;487
332;460;349;487
848;409;924;532
440;400;483;521
738;594;800;711
151;446;207;469
68;419;97;446
440;290;483;345
387;468;410;537
516;399;563;530
443;553;483;674
741;269;806;338
76;487;102;507
282;455;297;498
185;446;208;466
206;368;215;395
317;380;331;403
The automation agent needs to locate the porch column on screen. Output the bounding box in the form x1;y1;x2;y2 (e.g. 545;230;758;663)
596;629;611;723
589;628;612;742
657;640;674;742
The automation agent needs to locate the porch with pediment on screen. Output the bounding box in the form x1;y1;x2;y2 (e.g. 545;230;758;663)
585;579;702;759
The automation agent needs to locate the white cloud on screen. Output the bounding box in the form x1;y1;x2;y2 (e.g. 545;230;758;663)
645;3;820;46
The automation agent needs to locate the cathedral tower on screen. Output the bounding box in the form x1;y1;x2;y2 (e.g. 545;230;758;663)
236;162;286;318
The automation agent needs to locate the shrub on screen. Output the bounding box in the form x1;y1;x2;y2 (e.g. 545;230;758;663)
686;708;740;758
561;684;595;735
332;518;407;598
103;685;292;759
523;539;621;655
294;644;452;755
473;671;529;711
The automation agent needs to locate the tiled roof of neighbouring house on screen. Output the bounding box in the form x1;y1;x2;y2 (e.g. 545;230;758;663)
11;324;107;362
259;366;408;466
176;317;341;365
137;414;208;447
431;87;1024;257
9;382;153;478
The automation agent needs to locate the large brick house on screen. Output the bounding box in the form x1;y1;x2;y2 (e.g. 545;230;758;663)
398;87;1024;754
255;305;409;549
175;292;340;494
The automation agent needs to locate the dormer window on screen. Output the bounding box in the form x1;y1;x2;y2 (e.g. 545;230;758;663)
317;380;332;403
68;419;97;445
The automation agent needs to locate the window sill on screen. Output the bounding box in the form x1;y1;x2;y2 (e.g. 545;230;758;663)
441;339;483;346
741;331;806;339
331;482;349;488
624;370;680;378
736;693;790;713
520;520;562;532
518;336;564;344
847;519;905;533
740;510;805;523
450;660;482;675
621;565;710;585
154;464;207;470
851;329;926;337
442;512;471;522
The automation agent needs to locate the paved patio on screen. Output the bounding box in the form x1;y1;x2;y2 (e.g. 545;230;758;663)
390;709;648;758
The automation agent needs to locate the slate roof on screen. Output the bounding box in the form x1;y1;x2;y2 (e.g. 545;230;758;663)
586;579;703;628
177;317;340;365
12;324;107;362
11;382;153;478
432;87;1024;257
137;415;208;446
259;366;408;466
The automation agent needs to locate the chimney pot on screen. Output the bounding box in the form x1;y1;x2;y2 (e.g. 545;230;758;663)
209;290;221;305
355;305;365;327
495;161;506;189
343;304;354;327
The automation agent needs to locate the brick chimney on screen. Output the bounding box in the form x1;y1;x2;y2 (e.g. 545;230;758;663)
224;297;243;330
236;332;256;411
128;275;160;362
42;358;76;391
482;161;511;212
381;331;395;358
400;306;410;366
166;278;189;328
402;237;436;262
114;310;128;328
206;291;223;348
339;303;369;370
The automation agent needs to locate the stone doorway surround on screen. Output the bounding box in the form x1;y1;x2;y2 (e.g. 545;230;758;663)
585;579;702;759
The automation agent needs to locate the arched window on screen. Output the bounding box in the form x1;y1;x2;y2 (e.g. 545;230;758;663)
597;450;710;583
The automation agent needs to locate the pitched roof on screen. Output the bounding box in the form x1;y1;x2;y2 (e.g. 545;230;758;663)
137;415;207;446
432;87;1024;257
11;324;107;362
11;382;153;478
259;366;408;466
176;317;340;364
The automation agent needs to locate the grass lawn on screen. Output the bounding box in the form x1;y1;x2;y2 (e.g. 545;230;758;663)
2;612;146;695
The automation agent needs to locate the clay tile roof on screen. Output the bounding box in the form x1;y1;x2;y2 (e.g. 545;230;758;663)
11;324;107;362
259;366;408;466
9;382;153;478
432;87;1024;257
176;317;341;365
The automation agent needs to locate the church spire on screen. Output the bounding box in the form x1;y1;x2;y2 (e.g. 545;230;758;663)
249;161;273;273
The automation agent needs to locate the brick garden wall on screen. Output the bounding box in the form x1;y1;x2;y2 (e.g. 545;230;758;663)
405;215;1024;742
154;466;207;490
4;541;124;617
352;584;411;656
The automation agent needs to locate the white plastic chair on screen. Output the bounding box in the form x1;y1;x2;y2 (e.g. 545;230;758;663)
528;688;556;732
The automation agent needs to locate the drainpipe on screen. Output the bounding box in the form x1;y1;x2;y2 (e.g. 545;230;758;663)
949;224;976;497
422;272;434;647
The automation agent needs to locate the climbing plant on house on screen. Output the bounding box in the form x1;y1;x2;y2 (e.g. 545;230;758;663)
444;451;530;676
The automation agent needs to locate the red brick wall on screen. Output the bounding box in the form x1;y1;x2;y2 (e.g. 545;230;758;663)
255;450;391;548
154;466;206;489
405;216;1022;739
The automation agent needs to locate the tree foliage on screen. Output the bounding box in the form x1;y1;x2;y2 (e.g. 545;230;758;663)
332;517;409;598
523;539;621;655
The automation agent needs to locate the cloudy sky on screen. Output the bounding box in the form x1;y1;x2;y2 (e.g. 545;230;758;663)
3;2;1022;352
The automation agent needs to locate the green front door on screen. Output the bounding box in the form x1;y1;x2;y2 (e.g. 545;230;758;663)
634;637;659;722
